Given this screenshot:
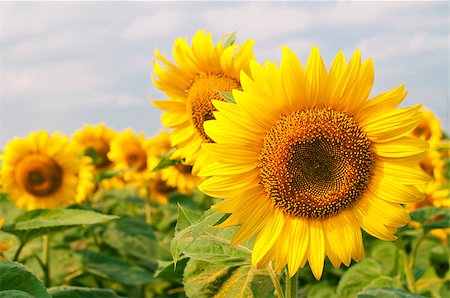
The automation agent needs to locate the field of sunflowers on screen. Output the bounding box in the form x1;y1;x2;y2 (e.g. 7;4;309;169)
0;31;449;298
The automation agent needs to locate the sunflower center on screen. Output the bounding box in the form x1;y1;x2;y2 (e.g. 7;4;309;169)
259;108;374;219
155;180;176;194
124;144;147;171
15;154;63;197
187;73;241;142
87;140;111;168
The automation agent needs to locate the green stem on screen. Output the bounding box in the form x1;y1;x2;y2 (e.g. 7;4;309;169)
145;198;152;225
266;264;284;298
42;234;51;287
401;249;416;293
409;234;427;271
285;268;298;298
12;240;26;261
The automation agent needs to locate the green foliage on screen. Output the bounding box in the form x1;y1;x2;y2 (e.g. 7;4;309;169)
2;209;118;242
409;207;450;233
152;147;181;171
183;259;274;298
220;91;236;104
223;32;237;48
357;287;427;298
76;249;154;285
48;286;121;298
0;260;50;298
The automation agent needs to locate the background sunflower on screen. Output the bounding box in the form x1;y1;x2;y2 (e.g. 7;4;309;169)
152;30;255;173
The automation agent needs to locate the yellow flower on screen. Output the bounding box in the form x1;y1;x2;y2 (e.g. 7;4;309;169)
108;129;158;184
0;217;13;256
73;123;118;170
148;172;174;205
198;47;429;279
152;30;254;173
1;131;94;210
151;131;202;195
411;109;443;147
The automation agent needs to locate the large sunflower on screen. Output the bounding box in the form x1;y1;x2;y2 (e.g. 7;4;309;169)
1;131;92;210
198;47;429;279
73;123;117;170
152;30;254;173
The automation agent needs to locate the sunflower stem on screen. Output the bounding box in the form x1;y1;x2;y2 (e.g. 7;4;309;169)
145;197;152;225
42;234;51;287
12;239;26;262
267;264;284;298
285;268;298;298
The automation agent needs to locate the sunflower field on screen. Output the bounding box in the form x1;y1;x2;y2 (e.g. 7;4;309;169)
0;31;449;298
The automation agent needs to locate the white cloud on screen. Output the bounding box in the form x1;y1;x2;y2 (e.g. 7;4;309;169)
121;10;183;39
357;32;448;61
0;61;102;98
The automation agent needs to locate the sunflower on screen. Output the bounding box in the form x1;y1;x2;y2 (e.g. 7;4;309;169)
151;131;202;195
0;217;13;257
108;129;158;186
1;131;93;210
73;123;117;170
198;47;429;279
152;30;255;173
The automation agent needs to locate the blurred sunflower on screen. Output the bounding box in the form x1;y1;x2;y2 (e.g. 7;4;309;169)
0;217;13;257
407;110;449;243
151;131;202;195
148;172;175;205
108;129;158;186
199;47;429;279
152;30;254;173
73;123;117;170
1;131;93;210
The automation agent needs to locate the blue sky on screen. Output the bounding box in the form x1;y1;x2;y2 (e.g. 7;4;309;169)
0;1;448;147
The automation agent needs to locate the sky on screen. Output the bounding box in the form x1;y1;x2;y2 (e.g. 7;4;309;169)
0;1;448;147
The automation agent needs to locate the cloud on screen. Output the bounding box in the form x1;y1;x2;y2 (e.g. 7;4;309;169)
357;32;448;61
121;10;183;39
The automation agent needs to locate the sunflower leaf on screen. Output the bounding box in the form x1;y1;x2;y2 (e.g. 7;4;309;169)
152;147;181;171
0;260;51;298
76;249;154;285
84;147;100;166
219;91;236;104
2;209;118;242
183;259;274;298
48;286;121;298
337;258;383;298
409;207;450;233
171;207;251;267
223;32;237;48
357;287;426;298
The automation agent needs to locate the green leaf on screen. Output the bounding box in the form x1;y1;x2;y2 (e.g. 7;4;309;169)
152;147;181;171
76;249;154;285
0;260;50;298
2;209;118;241
84;147;100;165
410;207;450;233
102;217;159;261
48;286;121;298
369;242;397;273
183;259;274;298
303;281;336;298
171;208;250;266
0;290;34;298
219;91;236;104
95;170;123;184
337;258;382;298
175;204;202;234
365;276;397;289
223;32;237;48
357;287;426;298
154;257;189;280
